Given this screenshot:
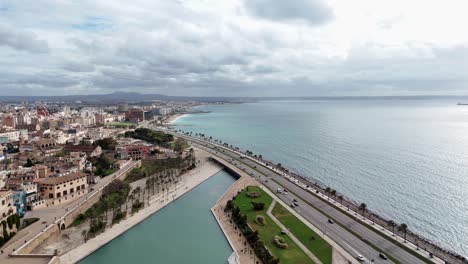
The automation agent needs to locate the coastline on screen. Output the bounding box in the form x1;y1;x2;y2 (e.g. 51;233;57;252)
59;149;222;264
174;119;468;263
167;113;187;124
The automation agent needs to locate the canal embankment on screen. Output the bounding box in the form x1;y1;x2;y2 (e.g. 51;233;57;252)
59;149;222;264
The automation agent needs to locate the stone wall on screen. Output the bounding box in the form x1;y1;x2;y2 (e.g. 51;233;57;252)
13;224;59;254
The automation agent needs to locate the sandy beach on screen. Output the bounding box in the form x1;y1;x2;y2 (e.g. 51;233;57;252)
59;148;222;264
167;113;187;124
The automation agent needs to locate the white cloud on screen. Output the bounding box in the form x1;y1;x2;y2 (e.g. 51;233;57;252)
0;0;467;96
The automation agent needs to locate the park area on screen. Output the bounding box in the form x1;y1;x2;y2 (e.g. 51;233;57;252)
230;185;332;264
272;203;332;264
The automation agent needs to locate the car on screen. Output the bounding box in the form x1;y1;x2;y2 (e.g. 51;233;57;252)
379;253;388;260
277;188;283;193
328;219;334;224
290;203;295;208
293;202;299;206
293;199;298;202
356;255;366;262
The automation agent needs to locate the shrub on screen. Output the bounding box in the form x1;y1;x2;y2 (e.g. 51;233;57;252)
256;215;266;226
247;191;260;198
273;236;289;249
251;201;265;211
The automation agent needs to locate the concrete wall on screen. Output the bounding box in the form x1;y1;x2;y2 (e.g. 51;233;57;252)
14;224;59;254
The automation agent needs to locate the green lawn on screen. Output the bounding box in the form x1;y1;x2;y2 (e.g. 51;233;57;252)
233;186;314;264
272;203;333;264
106;122;137;128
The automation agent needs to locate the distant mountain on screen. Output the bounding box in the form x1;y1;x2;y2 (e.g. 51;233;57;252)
1;92;466;104
0;92;166;103
0;92;248;103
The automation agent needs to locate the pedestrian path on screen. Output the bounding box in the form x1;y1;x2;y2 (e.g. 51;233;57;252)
266;200;323;264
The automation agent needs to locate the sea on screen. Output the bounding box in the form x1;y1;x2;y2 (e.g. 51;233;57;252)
174;99;468;257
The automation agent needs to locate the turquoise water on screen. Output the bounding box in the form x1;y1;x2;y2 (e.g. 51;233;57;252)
175;100;468;256
80;170;235;264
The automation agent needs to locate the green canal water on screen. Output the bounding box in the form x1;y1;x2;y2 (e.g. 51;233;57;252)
80;170;236;264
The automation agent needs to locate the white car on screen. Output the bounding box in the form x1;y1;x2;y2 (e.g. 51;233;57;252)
356;255;366;262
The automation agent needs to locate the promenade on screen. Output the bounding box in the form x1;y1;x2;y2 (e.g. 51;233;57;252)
211;172;259;264
163;130;438;264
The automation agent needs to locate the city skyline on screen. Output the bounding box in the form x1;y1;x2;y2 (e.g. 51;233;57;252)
1;0;468;97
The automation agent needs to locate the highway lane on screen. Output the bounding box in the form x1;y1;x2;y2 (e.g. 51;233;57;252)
198;144;391;264
145;125;432;264
186;137;429;264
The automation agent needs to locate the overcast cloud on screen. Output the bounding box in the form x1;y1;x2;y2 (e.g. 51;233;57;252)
0;0;467;96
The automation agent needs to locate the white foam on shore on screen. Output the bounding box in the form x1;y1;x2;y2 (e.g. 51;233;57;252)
168;114;188;124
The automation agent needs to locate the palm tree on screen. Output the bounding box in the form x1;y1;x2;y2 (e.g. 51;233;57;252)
325;187;331;199
388;220;397;236
146;185;150;205
127;194;134;211
81;229;88;242
330;189;337;197
135;187;141;201
358;203;367;217
398;223;408;242
338;195;344;205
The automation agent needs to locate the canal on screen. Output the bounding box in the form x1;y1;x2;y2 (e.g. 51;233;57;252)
80;170;236;264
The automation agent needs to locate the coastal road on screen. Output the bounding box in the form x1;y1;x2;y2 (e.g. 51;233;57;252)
148;126;434;264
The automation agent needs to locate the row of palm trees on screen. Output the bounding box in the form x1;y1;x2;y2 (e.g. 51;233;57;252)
180;129;414;245
323;187;409;242
128;168;183;208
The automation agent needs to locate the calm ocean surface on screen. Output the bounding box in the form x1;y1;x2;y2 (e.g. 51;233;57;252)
80;170;235;264
175;99;468;256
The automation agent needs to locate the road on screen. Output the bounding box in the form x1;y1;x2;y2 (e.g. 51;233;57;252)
148;125;435;264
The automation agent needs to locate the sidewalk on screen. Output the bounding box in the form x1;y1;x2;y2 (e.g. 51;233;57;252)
266;200;323;264
211;174;261;264
258;185;359;264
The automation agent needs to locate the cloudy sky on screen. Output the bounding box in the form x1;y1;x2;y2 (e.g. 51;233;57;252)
1;0;467;97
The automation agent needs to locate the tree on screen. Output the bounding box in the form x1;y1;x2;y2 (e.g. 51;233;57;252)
173;137;187;153
358;203;367;217
388;220;397;236
398;223;408;242
338;195;344;205
325;187;331;199
127;194;134;211
94;138;117;150
24;158;33;167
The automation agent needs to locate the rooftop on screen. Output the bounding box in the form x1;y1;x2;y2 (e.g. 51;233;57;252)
36;172;88;185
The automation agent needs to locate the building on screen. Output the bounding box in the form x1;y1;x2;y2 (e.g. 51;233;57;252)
3;115;16;128
63;145;102;157
117;103;129;112
156;107;172;116
95;113;115;125
0;130;20;143
125;108;145;123
36;172;88;201
117;144;152;160
0;190;15;219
